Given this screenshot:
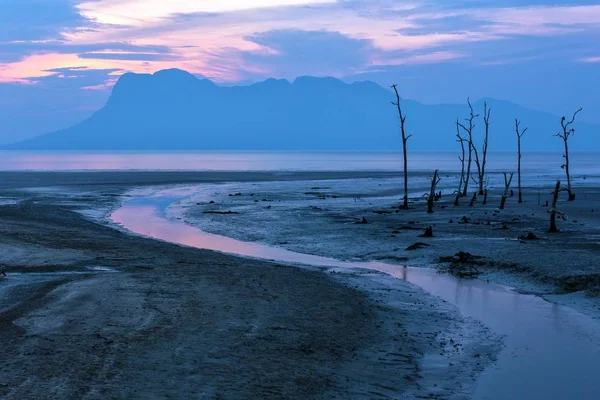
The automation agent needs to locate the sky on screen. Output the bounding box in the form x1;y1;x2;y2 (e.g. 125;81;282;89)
1;0;599;142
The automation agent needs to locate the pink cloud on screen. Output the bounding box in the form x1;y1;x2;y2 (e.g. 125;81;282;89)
483;5;600;27
581;56;600;63
77;0;338;26
82;77;119;90
2;2;600;85
372;51;463;66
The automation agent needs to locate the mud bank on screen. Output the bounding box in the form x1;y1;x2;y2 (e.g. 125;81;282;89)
115;182;600;399
172;176;600;318
0;172;498;399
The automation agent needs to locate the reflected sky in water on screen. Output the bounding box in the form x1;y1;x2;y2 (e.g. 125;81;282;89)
112;187;600;400
2;151;600;177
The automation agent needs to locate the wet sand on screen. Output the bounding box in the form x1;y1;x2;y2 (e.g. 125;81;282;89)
114;186;600;399
174;175;600;318
0;172;498;399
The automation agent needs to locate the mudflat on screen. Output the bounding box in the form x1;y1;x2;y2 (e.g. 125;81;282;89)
0;172;497;399
176;174;600;317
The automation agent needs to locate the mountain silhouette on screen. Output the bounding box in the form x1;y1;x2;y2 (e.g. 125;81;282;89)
4;68;597;151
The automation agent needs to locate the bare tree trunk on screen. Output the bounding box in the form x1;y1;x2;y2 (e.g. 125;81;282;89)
464;139;473;197
474;102;490;194
392;85;412;209
481;104;490;195
500;195;507;210
500;172;514;210
563;138;574;201
427;170;441;214
469;192;477;207
557;108;582;201
518;138;523;204
457;99;479;197
549;180;561;232
402;135;409;207
482;189;488;205
455;121;466;206
454;191;461;206
515;119;527;204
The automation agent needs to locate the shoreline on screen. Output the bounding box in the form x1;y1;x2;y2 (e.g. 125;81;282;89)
169;176;600;320
113;178;600;398
0;171;500;399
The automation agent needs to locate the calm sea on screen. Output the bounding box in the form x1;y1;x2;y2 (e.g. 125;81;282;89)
0;151;598;177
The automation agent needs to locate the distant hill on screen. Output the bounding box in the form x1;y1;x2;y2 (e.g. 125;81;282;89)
4;68;598;151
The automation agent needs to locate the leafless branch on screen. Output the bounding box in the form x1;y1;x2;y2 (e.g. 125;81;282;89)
557;108;582;200
515;118;527;203
391;84;411;208
562;107;583;130
515;119;527;138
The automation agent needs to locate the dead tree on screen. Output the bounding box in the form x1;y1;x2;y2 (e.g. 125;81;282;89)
499;172;514;210
457;98;479;198
469;192;477;207
454;121;467;206
515;119;528;204
427;170;441;213
557;108;583;201
549;181;561;232
472;102;491;194
481;177;490;205
391;84;412;209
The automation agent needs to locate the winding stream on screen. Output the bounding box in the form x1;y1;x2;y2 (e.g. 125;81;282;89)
111;186;600;400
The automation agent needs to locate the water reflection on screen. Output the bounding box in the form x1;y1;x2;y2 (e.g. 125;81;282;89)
2;151;600;176
111;192;600;400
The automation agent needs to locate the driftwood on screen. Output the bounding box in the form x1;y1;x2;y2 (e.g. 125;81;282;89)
439;252;485;278
519;232;539;240
420;226;434;237
405;242;430;251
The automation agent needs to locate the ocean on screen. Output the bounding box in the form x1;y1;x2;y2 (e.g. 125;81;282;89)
0;151;598;177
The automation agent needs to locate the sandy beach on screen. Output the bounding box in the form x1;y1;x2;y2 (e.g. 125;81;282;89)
0;171;501;399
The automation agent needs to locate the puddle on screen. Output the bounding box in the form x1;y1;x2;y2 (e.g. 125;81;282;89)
85;266;119;273
0;198;19;206
111;186;600;400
